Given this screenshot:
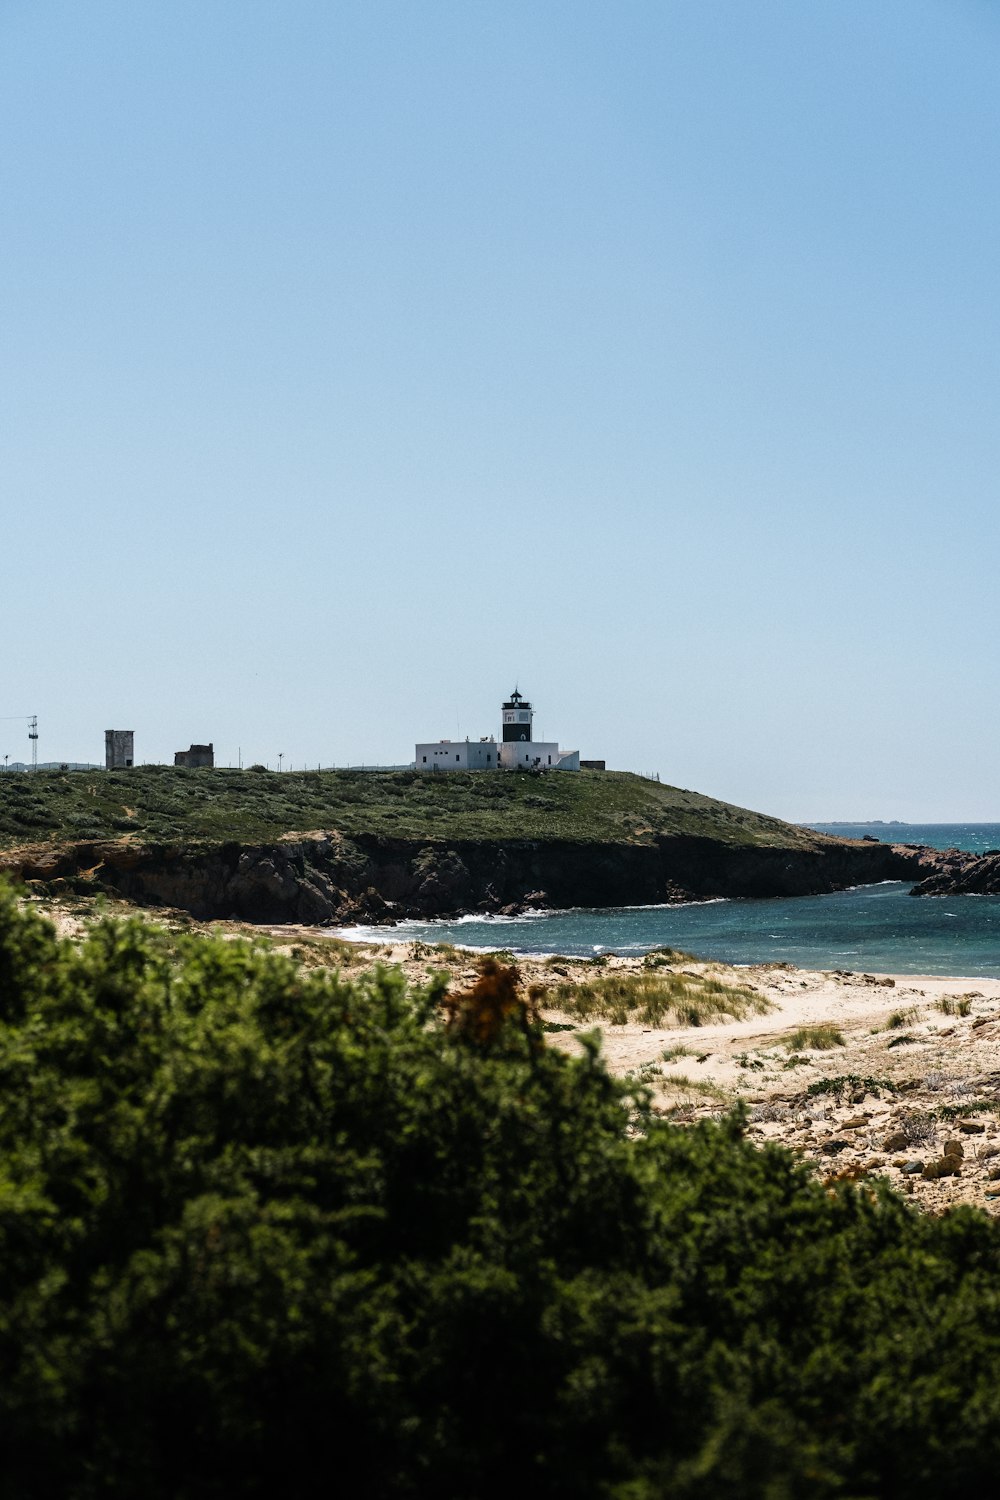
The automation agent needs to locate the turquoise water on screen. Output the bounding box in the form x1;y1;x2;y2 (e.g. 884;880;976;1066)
347;825;1000;977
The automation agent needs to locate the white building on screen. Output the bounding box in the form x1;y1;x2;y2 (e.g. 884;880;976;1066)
415;738;498;771
415;689;579;772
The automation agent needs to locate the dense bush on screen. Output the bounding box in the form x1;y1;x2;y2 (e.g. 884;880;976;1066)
3;885;1000;1497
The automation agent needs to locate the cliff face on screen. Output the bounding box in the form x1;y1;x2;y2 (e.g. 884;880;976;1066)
909;849;1000;897
3;830;931;925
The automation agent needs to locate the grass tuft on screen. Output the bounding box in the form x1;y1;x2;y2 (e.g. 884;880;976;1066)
780;1025;845;1051
547;970;772;1029
659;1071;727;1098
937;996;973;1017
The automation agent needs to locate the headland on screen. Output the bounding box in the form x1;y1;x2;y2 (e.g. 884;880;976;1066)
0;765;951;925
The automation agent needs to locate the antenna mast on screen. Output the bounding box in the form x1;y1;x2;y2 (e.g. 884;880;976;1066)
0;715;39;770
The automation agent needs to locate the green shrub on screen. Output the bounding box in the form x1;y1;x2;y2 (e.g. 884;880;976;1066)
3;884;1000;1498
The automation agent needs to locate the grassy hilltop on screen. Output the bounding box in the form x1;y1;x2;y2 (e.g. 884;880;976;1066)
0;766;826;852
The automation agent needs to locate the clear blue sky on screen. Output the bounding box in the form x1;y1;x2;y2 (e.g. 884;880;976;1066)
3;1;998;818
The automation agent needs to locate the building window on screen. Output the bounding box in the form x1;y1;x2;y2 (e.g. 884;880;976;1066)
456;754;460;761
486;754;491;762
422;756;427;763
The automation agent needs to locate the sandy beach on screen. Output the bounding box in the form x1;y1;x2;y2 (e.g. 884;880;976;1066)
323;934;1000;1216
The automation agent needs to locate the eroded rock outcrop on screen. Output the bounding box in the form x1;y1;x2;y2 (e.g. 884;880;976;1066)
2;828;933;927
909;849;1000;897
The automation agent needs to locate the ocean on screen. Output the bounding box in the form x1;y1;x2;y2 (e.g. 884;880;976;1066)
808;822;1000;855
345;824;1000;978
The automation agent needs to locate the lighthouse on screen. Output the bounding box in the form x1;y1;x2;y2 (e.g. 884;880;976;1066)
497;688;580;771
415;687;580;772
501;688;533;744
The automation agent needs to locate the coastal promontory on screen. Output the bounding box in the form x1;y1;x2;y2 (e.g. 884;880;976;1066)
0;766;932;923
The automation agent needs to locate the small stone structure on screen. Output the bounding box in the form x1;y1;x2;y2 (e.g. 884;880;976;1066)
105;730;134;770
174;743;214;769
580;760;606;771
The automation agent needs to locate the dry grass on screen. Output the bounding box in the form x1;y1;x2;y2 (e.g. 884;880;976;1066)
661;1043;697;1062
547;970;772;1028
659;1071;727;1098
780;1024;846;1052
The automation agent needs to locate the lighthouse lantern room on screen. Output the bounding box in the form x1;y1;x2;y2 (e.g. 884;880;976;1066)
502;689;533;743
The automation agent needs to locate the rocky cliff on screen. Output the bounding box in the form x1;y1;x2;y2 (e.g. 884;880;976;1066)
908;847;1000;897
2;829;936;926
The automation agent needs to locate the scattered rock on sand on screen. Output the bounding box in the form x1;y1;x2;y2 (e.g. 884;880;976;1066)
923;1155;962;1180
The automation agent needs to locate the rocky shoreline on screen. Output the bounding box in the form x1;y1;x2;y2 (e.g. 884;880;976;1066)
0;828;961;926
908;846;1000;897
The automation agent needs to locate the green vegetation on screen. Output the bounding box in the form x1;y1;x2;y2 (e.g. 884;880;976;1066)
546;968;771;1028
935;1100;1000;1120
886;1006;920;1029
642;945;697;968
780;1024;846;1051
805;1074;899;1099
9;888;1000;1496
0;764;836;852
